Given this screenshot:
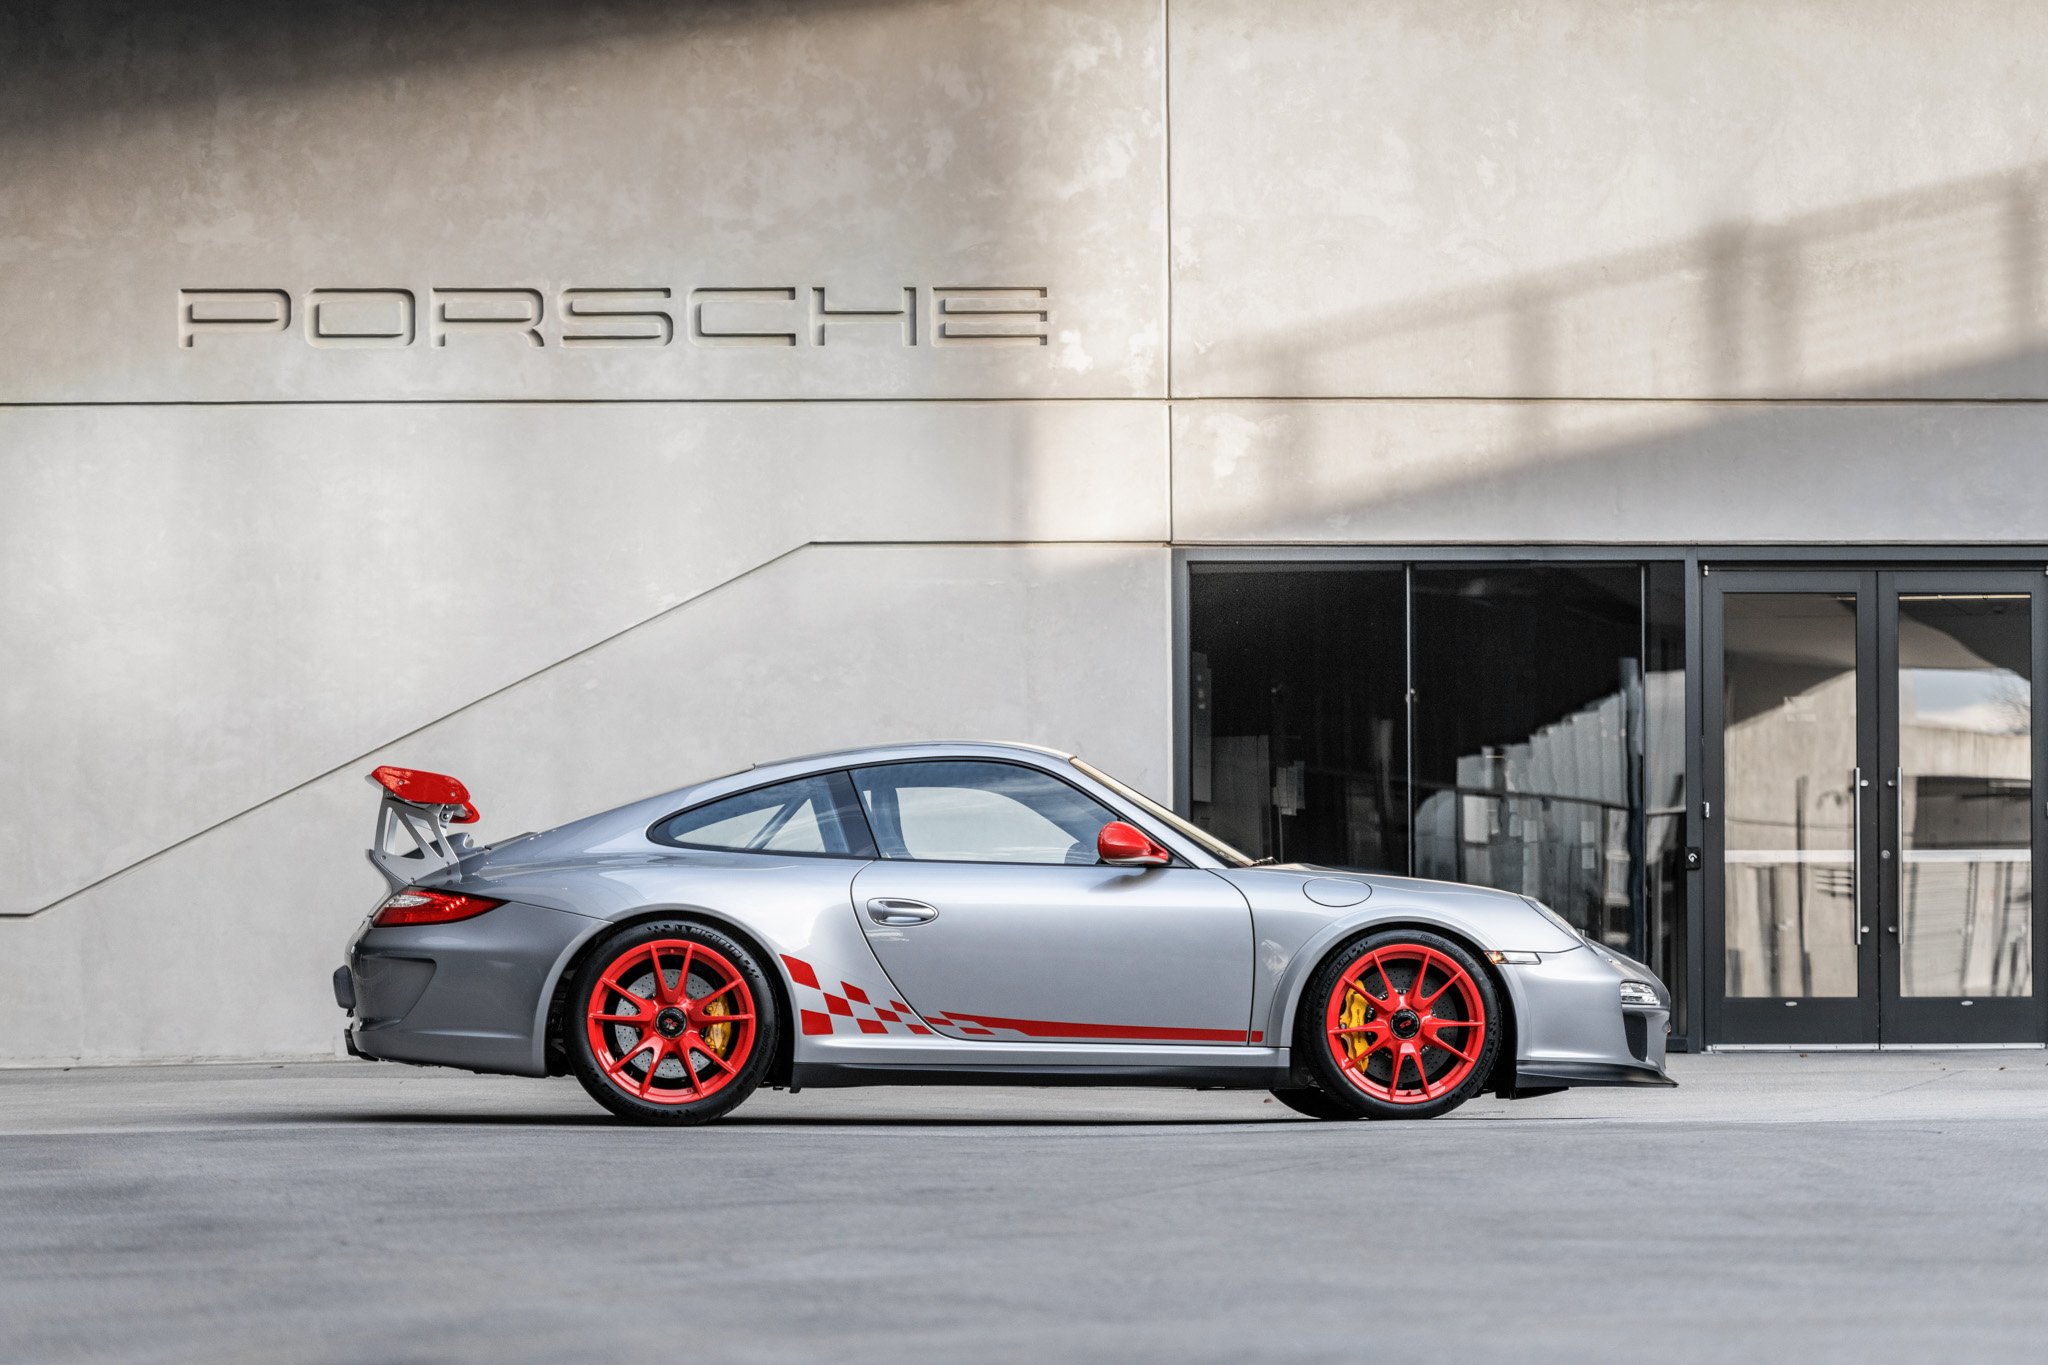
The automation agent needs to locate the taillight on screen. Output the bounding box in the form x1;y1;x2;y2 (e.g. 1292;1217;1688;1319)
372;888;504;927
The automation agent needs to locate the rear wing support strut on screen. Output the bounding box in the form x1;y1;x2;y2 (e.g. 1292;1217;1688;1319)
366;766;480;891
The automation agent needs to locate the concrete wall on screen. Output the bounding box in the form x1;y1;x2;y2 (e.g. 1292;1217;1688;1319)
5;0;2047;1061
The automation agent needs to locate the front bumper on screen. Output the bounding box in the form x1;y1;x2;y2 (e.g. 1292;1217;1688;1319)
338;898;597;1078
1495;945;1675;1094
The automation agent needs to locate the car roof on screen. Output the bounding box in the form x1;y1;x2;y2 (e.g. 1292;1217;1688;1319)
755;739;1075;770
529;741;1090;855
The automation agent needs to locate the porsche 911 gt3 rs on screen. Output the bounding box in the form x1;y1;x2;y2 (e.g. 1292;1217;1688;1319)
335;742;1674;1123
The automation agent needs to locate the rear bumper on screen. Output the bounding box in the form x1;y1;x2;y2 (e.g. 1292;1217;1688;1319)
339;899;598;1077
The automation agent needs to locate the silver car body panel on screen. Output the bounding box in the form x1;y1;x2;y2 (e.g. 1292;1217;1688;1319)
851;861;1253;1042
339;741;1673;1091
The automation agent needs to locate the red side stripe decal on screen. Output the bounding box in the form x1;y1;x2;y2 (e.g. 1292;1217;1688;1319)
800;1009;834;1036
781;955;820;990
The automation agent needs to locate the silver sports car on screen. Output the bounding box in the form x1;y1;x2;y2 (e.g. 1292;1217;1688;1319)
336;742;1674;1123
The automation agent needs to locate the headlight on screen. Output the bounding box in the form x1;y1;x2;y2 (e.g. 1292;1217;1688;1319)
1619;981;1660;1008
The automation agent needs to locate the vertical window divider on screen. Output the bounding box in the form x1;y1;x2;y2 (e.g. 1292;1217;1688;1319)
1630;564;1650;962
1404;562;1416;878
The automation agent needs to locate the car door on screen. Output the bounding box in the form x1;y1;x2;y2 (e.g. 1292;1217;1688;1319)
847;759;1255;1043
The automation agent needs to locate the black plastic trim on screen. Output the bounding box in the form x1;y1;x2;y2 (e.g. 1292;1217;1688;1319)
1515;1060;1677;1089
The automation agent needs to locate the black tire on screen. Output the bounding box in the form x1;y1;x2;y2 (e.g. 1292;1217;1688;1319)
1296;928;1502;1121
1268;1086;1363;1121
567;920;779;1125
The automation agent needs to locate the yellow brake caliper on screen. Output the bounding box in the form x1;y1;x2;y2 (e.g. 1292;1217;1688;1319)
702;994;733;1058
1338;986;1369;1066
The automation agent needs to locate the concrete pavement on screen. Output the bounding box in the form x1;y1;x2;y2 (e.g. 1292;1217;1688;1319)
3;1052;2046;1363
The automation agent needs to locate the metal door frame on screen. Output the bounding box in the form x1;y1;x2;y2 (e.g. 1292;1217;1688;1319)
1876;569;2046;1044
1702;569;1880;1045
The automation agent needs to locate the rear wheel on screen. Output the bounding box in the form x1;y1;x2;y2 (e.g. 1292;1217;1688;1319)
567;921;777;1125
1296;929;1501;1120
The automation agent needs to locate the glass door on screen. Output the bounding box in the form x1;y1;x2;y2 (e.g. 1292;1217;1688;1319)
1706;568;2044;1046
1706;572;1878;1044
1879;573;2039;1044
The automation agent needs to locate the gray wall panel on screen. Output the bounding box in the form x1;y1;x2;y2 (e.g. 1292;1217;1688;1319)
1173;400;2048;544
0;1;1164;401
0;401;1165;918
1170;0;2048;398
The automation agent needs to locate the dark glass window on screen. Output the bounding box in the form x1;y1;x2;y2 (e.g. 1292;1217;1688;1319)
852;761;1118;865
1187;559;1692;1030
1411;566;1640;945
1188;567;1408;868
652;772;875;857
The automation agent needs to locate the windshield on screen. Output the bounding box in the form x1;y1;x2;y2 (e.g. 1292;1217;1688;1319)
1070;758;1255;867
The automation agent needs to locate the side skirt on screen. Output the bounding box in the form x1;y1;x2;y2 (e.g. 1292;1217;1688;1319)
790;1061;1297;1090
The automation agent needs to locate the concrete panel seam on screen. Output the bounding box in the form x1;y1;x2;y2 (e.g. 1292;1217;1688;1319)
2;543;814;919
8;395;2048;409
4;539;1173;920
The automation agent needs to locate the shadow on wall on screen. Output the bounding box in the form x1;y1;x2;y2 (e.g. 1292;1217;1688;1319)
1220;161;2048;402
0;0;911;137
1186;160;2048;543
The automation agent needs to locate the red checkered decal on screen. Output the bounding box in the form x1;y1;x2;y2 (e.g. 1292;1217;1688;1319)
780;954;934;1038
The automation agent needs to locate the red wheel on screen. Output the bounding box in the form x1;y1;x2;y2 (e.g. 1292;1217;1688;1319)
1295;929;1502;1120
568;921;776;1123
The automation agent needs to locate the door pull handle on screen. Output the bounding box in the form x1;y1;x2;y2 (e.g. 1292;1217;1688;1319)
866;898;939;926
1852;768;1868;942
1894;766;1906;924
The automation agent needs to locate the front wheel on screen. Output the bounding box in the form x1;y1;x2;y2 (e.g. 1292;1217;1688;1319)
1295;929;1502;1120
567;921;778;1125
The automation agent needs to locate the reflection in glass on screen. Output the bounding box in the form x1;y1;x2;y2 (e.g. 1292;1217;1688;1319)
1188;568;1408;868
1410;567;1640;947
1897;595;2033;998
1186;561;1693;1028
1721;594;1859;998
1644;565;1689;1032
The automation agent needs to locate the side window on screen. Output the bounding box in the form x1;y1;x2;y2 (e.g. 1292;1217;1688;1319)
651;772;876;857
851;761;1123;865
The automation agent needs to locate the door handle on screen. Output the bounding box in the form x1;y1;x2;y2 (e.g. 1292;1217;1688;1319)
1892;767;1905;934
866;898;939;926
1852;767;1868;943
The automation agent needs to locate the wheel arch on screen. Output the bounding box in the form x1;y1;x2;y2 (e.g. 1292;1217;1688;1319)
1276;915;1520;1092
541;904;798;1088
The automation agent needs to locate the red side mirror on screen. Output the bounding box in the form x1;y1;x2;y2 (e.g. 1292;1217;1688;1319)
1098;821;1170;867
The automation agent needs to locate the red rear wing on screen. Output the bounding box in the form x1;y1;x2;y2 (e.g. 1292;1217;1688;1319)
367;766;482;890
370;765;480;823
